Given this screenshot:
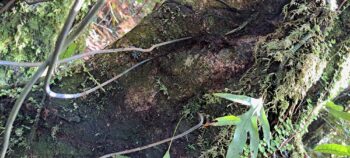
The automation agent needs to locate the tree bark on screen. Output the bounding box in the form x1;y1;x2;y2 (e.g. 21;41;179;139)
2;0;350;157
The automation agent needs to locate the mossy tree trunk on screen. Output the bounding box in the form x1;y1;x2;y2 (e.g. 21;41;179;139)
2;0;350;157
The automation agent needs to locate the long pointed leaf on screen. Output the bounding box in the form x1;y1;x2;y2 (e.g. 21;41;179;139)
314;144;350;156
325;101;344;111
328;109;350;121
249;116;259;158
163;150;171;158
211;115;241;126
259;108;271;146
214;93;253;106
226;111;252;158
227;124;247;158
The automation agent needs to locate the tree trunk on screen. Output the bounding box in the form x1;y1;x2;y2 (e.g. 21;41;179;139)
2;0;350;157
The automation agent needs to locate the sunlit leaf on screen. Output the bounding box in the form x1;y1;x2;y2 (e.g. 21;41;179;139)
259;108;271;146
326;101;344;111
314;144;350;156
163;150;170;158
210;115;240;126
214;93;253;106
328;109;350;121
60;43;77;59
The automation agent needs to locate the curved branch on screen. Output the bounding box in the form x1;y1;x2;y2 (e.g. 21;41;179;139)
46;58;151;99
0;61;49;158
99;113;205;158
43;0;83;100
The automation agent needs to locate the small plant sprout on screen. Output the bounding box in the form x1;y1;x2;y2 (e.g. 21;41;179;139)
207;93;271;158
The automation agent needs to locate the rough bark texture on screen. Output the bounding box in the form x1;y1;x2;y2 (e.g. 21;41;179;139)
1;0;350;157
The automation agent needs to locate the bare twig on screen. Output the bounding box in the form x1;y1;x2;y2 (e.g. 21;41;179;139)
99;114;204;158
24;0;50;5
225;13;257;36
0;37;192;67
337;0;347;11
64;0;106;48
0;0;16;14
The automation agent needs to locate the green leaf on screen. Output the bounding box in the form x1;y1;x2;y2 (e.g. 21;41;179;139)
249;116;259;158
226;110;252;158
214;93;270;158
60;43;77;59
259;108;271;146
314;144;350;156
227;123;247;158
328;109;350;121
326;101;344;111
211;115;241;126
214;93;256;107
163;150;170;158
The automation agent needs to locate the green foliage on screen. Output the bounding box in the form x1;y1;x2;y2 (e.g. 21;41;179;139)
156;78;169;96
213;93;260;107
163;150;171;158
209;115;240;126
313;101;350;156
60;43;78;59
326;101;344;111
326;101;350;121
0;1;72;62
0;1;91;87
328;109;350;121
314;144;350;156
212;93;271;158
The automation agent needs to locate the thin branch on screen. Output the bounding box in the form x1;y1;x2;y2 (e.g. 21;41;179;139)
225;13;257;36
46;58;151;99
60;37;191;63
64;0;106;48
0;60;49;158
0;37;192;67
24;0;50;5
337;0;347;11
44;0;84;100
0;0;16;14
0;60;41;67
99;113;204;158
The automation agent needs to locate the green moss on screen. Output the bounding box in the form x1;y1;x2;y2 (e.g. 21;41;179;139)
0;1;94;88
29;136;90;157
204;1;342;156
